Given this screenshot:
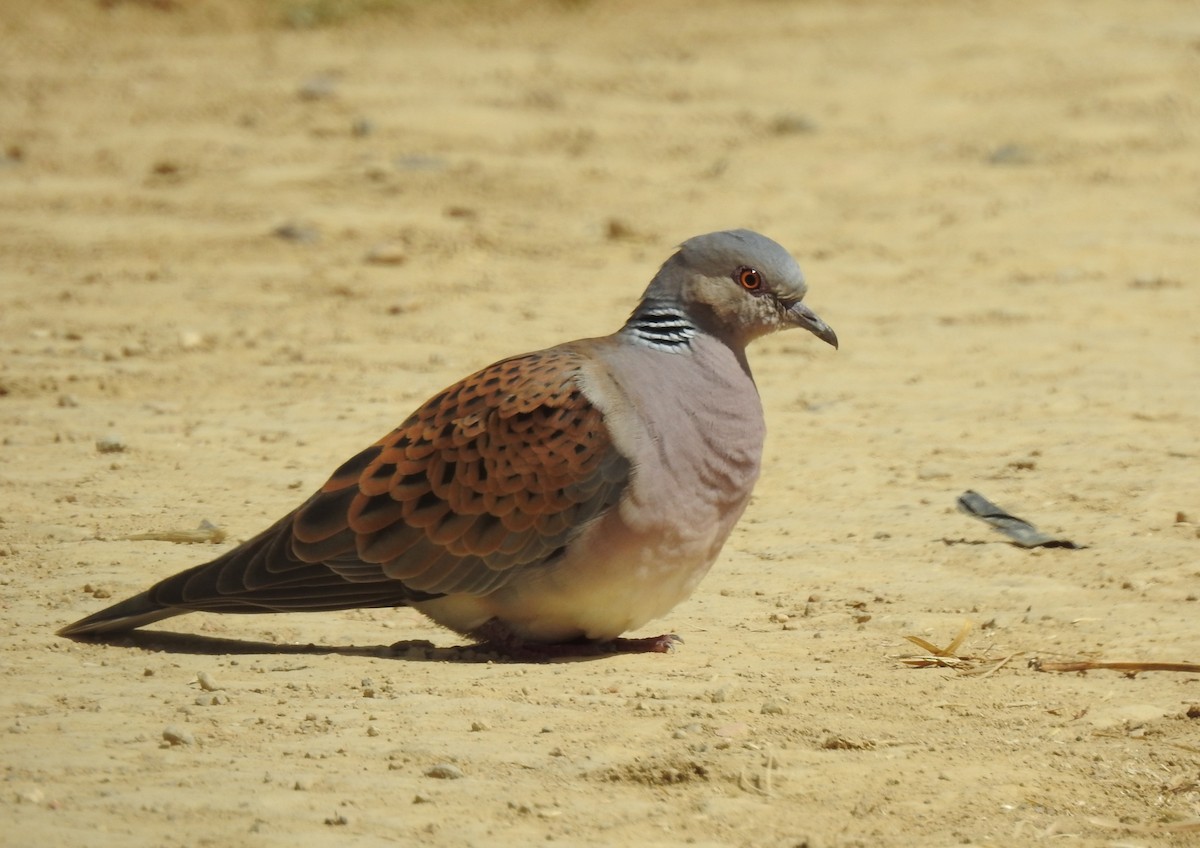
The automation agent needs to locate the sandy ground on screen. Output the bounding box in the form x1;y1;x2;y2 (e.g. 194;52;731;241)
2;1;1199;845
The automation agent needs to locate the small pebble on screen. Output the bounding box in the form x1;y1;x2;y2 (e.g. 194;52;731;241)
761;702;786;716
364;243;407;265
178;330;206;351
272;222;320;244
298;74;338;101
425;763;464;780
769;112;818;135
708;684;734;703
394;154;445;172
196;671;221;692
16;788;45;804
987;143;1033;165
162;725;194;746
96;435;127;454
605;217;639;241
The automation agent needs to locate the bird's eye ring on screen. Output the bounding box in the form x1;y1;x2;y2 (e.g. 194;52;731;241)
736;267;763;291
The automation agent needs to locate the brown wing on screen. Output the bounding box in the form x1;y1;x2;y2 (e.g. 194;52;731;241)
58;347;630;630
288;347;630;596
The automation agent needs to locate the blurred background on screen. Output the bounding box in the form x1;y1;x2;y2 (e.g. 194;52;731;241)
1;2;1197;845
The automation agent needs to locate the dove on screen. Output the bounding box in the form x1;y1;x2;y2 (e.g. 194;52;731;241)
58;229;837;656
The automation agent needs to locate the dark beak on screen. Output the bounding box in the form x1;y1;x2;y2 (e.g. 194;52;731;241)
787;301;838;349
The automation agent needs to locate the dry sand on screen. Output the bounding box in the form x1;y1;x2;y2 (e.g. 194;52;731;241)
1;1;1198;846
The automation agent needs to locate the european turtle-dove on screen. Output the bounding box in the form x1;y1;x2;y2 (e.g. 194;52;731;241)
58;229;837;655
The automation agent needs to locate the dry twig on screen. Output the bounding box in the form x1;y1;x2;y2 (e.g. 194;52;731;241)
896;621;1018;675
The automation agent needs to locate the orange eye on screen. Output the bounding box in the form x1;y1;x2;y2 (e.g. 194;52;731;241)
737;267;762;291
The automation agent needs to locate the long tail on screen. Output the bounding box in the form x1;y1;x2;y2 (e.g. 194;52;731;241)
57;592;184;637
57;511;436;639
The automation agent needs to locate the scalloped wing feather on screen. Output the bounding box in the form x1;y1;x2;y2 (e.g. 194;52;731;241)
290;347;630;597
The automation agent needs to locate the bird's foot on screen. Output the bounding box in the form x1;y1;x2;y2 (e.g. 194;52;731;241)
601;633;683;654
472;619;682;660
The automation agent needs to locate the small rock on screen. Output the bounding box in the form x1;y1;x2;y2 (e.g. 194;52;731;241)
178;330;207;351
162;725;194;746
272;222;320;244
298;74;338;101
769;113;818;135
987;143;1033;165
364;243;407;266
424;763;464;780
96;435;127;454
394;154;445;172
196;671;221;692
761;702;786;716
708;684;734;703
469;720;489;732
15;787;45;804
605;217;639;241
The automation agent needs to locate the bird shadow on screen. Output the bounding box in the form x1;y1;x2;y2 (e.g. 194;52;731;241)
64;629;620;664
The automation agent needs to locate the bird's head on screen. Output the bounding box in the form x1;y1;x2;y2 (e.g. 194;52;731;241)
641;229;837;350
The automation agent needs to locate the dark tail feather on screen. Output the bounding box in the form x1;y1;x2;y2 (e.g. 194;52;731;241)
57;592;182;637
57;509;440;639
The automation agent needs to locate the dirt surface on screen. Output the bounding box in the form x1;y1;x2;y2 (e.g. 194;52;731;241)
2;1;1198;846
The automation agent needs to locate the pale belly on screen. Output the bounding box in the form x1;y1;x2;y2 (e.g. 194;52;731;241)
412;494;748;642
